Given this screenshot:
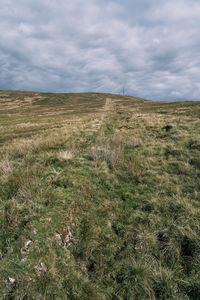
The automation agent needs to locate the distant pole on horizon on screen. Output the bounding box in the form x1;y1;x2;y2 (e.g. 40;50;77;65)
123;87;125;95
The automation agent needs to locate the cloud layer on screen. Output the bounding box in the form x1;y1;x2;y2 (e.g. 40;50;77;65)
1;0;200;100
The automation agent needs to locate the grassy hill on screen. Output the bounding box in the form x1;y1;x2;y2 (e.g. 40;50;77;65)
0;91;200;299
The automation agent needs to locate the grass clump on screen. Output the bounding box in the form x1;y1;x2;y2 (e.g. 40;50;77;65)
90;143;123;170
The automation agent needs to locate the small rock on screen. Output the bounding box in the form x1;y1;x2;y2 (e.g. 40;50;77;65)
35;262;47;276
55;233;62;245
40;262;47;272
25;240;32;247
55;233;62;239
21;240;33;254
21;258;27;263
64;226;72;248
8;277;15;284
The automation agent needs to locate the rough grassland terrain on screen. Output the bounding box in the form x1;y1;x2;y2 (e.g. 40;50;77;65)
0;91;200;299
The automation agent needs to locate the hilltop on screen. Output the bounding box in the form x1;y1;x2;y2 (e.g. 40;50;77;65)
0;91;200;299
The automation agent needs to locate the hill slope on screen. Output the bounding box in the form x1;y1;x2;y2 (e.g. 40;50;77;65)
0;91;200;299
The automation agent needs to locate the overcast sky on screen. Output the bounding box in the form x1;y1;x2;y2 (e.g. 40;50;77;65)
1;0;200;100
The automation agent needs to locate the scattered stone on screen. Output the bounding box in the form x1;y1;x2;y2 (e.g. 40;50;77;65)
35;262;47;276
44;217;52;222
21;240;32;254
25;240;32;247
64;226;72;248
55;233;62;245
8;277;15;284
21;258;27;263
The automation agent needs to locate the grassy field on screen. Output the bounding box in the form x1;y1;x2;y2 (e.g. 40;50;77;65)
0;90;200;299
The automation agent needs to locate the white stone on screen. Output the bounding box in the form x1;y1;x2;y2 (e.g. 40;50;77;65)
8;277;15;284
25;240;32;247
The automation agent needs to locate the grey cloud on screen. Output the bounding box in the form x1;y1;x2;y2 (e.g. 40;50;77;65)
0;0;200;100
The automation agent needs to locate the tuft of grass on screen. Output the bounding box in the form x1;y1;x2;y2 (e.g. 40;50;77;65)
58;150;73;160
0;156;13;178
90;144;123;169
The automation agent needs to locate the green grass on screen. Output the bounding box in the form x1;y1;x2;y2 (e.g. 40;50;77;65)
0;91;200;299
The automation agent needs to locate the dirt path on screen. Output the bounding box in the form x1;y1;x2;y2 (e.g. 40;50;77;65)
87;98;116;133
104;98;116;113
